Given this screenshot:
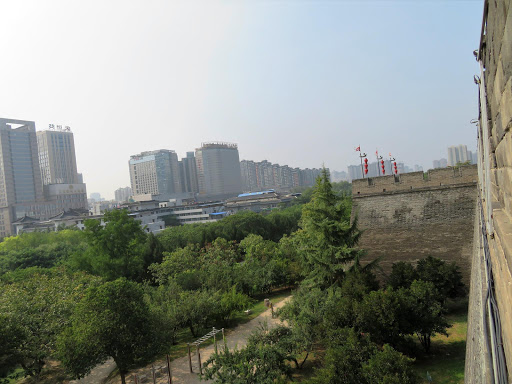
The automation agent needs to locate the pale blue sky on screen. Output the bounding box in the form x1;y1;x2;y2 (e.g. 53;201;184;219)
0;0;483;198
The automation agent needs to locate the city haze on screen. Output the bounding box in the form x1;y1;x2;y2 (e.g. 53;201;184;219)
0;0;482;199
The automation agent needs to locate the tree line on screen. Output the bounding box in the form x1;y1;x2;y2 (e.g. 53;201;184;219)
0;176;464;384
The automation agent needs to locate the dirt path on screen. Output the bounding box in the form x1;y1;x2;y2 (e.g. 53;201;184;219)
78;296;291;384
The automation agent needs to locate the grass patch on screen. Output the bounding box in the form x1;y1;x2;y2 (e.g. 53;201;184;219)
413;313;467;384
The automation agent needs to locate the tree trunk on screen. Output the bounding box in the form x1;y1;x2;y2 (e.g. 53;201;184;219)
299;352;310;369
189;324;197;338
120;370;126;384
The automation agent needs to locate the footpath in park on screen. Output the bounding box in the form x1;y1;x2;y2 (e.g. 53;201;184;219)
72;296;291;384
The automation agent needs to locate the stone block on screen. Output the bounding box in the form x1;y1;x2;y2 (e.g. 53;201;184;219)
495;131;512;167
500;78;512;134
496;167;512;196
501;6;512;80
494;59;505;101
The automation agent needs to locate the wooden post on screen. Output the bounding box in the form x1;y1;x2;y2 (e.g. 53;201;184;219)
196;345;202;375
166;354;172;384
152;365;156;384
213;327;218;354
270;302;274;318
187;344;193;373
222;327;226;349
133;374;138;384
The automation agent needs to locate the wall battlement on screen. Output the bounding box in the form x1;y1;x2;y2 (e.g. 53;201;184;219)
352;165;478;196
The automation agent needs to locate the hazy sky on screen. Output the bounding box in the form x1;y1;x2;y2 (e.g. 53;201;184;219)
0;0;483;199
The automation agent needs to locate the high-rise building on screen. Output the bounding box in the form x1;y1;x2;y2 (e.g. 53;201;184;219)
433;158;448;169
195;142;242;199
240;160;258;192
240;159;323;191
0;119;46;237
467;150;478;165
114;187;132;202
0;118;88;237
447;145;470;166
37;128;79;184
179;152;199;194
129;150;181;197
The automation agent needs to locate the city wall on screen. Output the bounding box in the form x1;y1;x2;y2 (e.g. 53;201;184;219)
351;165;478;281
473;0;512;379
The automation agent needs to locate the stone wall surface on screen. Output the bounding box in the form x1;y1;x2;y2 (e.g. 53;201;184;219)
479;0;512;379
465;210;492;384
351;167;477;281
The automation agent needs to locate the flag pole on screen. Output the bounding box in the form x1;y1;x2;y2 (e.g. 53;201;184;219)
359;145;364;178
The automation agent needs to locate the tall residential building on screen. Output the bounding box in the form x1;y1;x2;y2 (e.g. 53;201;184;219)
195;142;242;199
467;150;478;165
0;119;45;237
240;159;323;192
433;158;448;169
114;187;132;202
447;145;470;166
179;152;199;194
37;128;79;184
129;150;181;197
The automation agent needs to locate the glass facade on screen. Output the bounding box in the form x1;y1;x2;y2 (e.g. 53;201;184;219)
9;130;38;203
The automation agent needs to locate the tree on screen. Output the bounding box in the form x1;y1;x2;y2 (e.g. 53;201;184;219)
57;279;159;384
0;271;100;379
250;325;311;369
295;168;362;288
178;290;218;337
387;262;418;290
323;267;379;331
308;328;377;384
355;288;413;348
77;209;148;281
362;344;418;384
149;244;201;286
0;314;26;381
278;286;332;353
406;280;449;353
218;287;253;324
416;256;465;300
202;343;290;384
144;282;185;345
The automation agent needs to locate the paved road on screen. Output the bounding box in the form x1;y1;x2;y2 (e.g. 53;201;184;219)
75;297;290;384
69;359;116;384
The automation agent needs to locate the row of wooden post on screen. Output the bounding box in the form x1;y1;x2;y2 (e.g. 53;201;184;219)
132;354;172;384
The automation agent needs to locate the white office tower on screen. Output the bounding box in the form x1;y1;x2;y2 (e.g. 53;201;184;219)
447;145;470;166
129;150;182;198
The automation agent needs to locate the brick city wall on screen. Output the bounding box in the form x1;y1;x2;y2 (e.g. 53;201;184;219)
351;165;478;281
477;0;512;378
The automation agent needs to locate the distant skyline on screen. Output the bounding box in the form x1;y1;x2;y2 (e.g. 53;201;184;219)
0;1;483;199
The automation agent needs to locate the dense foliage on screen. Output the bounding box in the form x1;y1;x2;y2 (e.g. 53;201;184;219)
0;173;465;383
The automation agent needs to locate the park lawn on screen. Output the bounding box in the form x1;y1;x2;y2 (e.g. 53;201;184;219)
413;313;467;384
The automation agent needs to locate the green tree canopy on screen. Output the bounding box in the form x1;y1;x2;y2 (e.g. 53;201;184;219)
295;168;362;288
71;209;148;281
0;271;101;380
57;278;158;384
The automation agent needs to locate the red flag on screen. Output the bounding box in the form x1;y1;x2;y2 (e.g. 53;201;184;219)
355;146;360;152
